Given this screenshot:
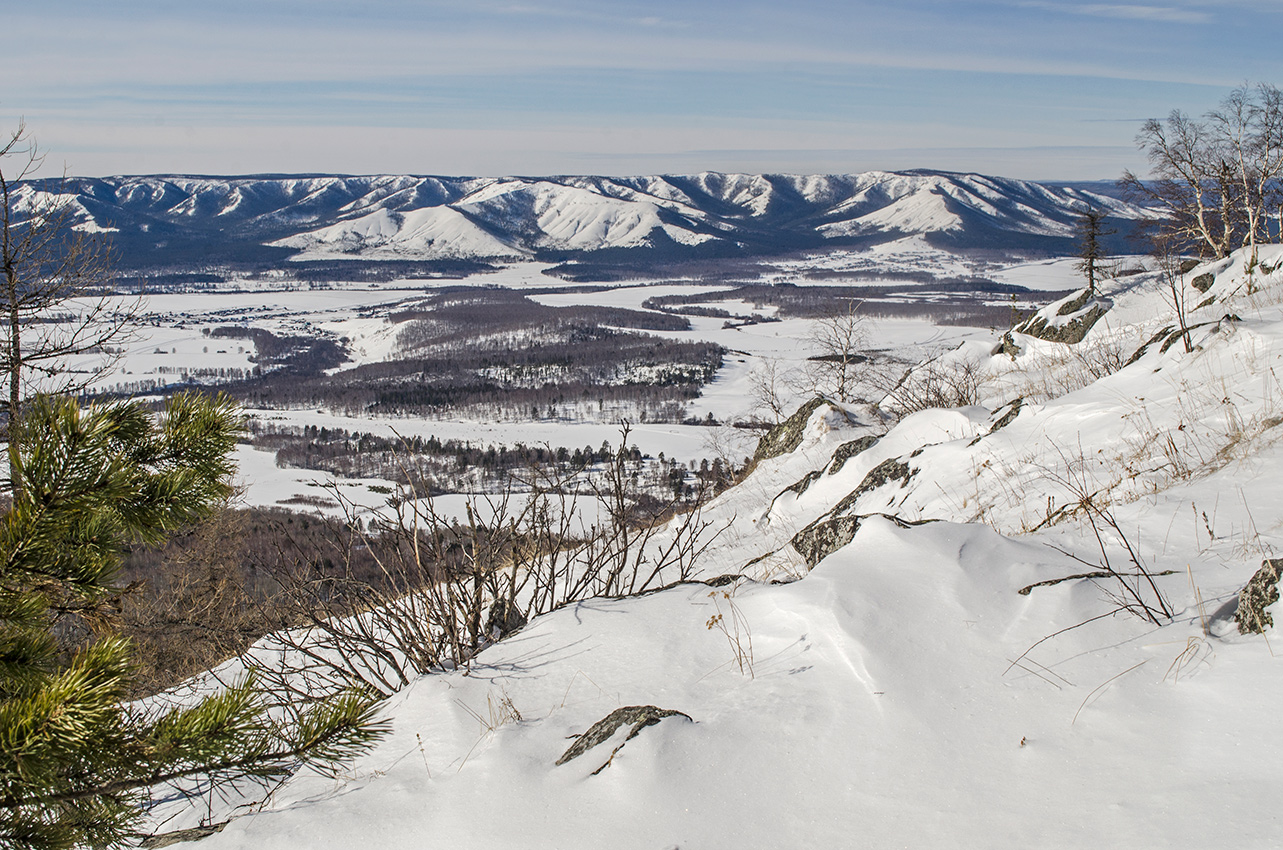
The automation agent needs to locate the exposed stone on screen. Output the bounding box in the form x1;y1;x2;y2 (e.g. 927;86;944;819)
556;705;692;773
139;823;229;849
792;516;865;568
1018;303;1109;344
753;397;831;462
782;469;824;499
1236;559;1283;634
828;435;881;475
1157;319;1221;354
486;598;528;641
1125;326;1174;366
1191;272;1215;293
830;457;914;517
703;573;745;587
1055;289;1094;317
1015;289;1112;345
993;331;1021;359
989;397;1023;433
791;512;934;569
969;398;1024;447
1178;258;1201;274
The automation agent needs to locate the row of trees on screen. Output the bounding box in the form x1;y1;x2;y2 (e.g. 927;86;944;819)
1122;82;1283;267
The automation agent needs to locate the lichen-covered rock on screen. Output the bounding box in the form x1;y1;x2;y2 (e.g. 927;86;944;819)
781;469;824;499
792;516;865;568
1191;272;1215;293
140;823;228;848
1055;289;1094;317
1125;325;1174;365
753;397;832;462
831;457;914;516
992;331;1021;359
1018;304;1109;344
556;705;692;773
1236;559;1283;634
792;512;934;568
1015;289;1112;345
989;397;1023;433
828;435;881;475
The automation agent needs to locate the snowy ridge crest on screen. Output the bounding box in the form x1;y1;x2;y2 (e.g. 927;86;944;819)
36;170;1146;265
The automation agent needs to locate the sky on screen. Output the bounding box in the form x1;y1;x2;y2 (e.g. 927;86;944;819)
5;0;1283;181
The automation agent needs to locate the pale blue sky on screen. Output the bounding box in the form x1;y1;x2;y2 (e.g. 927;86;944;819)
5;0;1280;179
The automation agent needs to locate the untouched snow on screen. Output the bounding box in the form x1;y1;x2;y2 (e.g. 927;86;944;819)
270;207;529;260
172;247;1283;847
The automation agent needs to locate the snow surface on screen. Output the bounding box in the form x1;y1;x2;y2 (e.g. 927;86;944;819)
154;247;1283;848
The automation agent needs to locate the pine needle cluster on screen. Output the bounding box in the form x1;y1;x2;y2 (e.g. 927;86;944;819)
0;393;387;849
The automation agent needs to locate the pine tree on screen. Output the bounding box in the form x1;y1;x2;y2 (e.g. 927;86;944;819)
1075;205;1112;295
0;392;386;849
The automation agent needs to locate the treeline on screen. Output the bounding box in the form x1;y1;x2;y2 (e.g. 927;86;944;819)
228;322;722;422
249;423;739;500
392;286;691;352
642;280;1038;321
208;326;348;374
252;424;626;488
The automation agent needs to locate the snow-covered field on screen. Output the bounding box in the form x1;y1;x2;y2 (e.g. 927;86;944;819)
134;245;1283;847
72;247;1028;513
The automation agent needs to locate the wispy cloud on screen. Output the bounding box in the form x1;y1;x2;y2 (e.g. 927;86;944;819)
1019;1;1211;23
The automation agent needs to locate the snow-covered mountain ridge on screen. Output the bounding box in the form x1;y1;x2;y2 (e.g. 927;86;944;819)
26;170;1145;268
177;247;1283;847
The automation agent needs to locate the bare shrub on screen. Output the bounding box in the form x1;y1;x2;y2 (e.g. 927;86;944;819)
872;356;989;418
251;428;725;701
1041;445;1174;624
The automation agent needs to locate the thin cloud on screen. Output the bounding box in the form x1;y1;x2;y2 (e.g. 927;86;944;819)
1020;2;1211;23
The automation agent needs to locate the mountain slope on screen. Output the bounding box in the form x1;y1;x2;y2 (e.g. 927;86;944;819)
26;170;1148;270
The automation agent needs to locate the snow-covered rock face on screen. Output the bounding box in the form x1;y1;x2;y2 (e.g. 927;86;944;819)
163;248;1283;848
34;170;1147;266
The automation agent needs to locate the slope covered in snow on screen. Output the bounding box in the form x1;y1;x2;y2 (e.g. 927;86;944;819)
32;170;1145;269
162;247;1283;848
270;206;528;260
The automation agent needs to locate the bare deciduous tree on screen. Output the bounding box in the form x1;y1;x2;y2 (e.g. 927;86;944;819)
0;123;139;484
747;357;794;423
807;300;867;403
1121;83;1283;264
1154;234;1194;354
251;428;725;701
1207;83;1283;270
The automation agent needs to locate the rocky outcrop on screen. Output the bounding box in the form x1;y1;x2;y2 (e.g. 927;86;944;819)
1191;272;1215;293
781;470;825;499
754;397;832;462
830;457;915;517
556;705;692;774
1237;559;1283;634
792;516;867;568
791;512;934;569
993;331;1022;359
828;435;881;475
1015;289;1112;345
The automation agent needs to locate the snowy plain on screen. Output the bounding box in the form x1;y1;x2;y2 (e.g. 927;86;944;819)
79;248;1006;514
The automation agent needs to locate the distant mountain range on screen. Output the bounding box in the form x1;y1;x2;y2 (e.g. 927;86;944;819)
23;171;1147;272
